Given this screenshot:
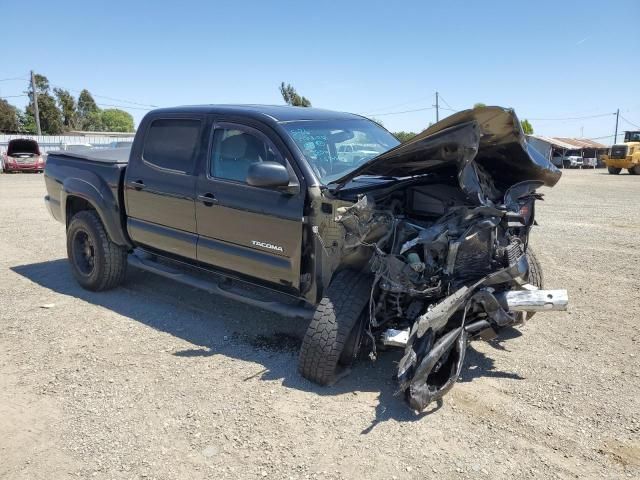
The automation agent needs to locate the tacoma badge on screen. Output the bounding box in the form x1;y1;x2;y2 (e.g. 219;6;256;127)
252;240;284;252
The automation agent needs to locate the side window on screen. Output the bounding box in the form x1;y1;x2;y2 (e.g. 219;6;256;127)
210;127;283;183
143;118;201;172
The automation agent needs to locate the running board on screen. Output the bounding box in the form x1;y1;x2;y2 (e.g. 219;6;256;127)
128;254;314;320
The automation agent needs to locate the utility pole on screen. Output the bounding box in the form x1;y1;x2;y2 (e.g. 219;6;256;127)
30;70;42;136
435;91;439;122
614;108;619;144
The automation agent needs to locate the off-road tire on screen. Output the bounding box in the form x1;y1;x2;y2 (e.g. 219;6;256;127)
298;269;372;386
608;167;621;175
628;166;640;175
525;248;544;320
526;248;544;289
67;210;128;291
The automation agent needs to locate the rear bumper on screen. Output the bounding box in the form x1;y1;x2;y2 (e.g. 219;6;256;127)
3;163;43;172
44;195;63;223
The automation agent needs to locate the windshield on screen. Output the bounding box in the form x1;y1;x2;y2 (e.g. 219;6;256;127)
624;132;640;142
282;118;400;184
566;150;582;157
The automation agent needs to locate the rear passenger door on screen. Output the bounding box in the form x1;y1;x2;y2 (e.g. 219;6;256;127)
125;115;205;260
195;121;305;291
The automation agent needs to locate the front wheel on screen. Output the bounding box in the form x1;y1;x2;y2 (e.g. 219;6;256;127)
298;269;372;385
608;167;622;175
67;210;128;291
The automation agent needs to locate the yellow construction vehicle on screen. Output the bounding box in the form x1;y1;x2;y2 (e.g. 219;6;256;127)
604;131;640;175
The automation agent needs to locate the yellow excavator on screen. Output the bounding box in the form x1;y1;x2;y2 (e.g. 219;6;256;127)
604;131;640;174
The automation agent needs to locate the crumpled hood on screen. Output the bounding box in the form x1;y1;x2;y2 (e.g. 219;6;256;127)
332;107;561;201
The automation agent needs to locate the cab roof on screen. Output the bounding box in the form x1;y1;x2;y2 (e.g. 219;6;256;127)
148;104;365;123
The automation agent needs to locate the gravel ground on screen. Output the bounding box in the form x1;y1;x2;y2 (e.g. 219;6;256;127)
1;169;638;480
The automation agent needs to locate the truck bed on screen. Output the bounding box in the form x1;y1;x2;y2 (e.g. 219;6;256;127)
47;147;130;164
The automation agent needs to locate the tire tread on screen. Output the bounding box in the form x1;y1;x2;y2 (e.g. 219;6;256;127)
67;210;127;291
298;269;371;385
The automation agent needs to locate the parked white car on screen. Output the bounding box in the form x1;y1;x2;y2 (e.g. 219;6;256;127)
337;144;380;164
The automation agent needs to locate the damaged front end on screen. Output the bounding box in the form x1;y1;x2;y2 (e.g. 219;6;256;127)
322;107;567;411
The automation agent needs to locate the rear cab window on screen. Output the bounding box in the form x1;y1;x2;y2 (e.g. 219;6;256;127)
142;118;202;173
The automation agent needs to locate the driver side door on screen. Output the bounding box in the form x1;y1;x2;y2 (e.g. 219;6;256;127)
195;121;305;291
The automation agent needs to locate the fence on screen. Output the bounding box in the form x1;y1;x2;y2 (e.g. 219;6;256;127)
0;133;135;154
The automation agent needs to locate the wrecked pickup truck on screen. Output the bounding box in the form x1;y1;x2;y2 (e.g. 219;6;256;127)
44;104;567;410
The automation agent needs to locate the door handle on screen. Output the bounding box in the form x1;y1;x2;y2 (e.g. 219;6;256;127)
197;193;218;206
128;180;145;190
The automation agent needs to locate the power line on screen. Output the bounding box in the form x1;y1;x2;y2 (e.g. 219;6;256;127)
49;84;158;108
0;76;28;82
438;94;454;110
369;106;435;117
360;96;434;115
619;114;640;129
0;73;158;108
528;112;615;121
95;102;152;111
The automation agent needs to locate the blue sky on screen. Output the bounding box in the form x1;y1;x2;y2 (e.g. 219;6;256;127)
2;0;639;142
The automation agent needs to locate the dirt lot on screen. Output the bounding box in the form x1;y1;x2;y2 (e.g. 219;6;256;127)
0;169;638;479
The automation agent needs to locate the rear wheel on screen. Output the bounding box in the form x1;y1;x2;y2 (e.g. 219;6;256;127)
608;167;622;175
628;166;640;175
67;210;128;291
298;269;372;385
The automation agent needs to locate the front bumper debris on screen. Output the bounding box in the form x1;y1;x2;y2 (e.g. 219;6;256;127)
495;288;568;312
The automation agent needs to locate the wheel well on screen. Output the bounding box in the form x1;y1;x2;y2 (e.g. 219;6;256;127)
66;196;95;227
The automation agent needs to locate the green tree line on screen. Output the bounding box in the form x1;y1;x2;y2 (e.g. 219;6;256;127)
0;73;134;134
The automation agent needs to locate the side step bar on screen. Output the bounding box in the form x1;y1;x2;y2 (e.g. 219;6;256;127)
128;254;314;320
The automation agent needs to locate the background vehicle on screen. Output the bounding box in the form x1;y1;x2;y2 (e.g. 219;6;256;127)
337;144;380;164
44;105;567;411
2;139;44;173
603;131;640;175
91;141;134;150
552;149;583;168
59;142;93;152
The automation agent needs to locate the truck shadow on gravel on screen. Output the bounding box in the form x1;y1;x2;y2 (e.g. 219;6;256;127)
12;259;524;430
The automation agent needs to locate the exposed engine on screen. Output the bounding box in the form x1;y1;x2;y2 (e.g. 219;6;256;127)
333;177;566;411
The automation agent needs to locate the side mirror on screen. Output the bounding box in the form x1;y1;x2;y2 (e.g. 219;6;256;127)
246;161;291;189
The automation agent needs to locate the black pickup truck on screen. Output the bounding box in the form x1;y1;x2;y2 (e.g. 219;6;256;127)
45;104;568;410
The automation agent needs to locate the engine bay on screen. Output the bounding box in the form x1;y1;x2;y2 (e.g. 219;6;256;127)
328;172;561;410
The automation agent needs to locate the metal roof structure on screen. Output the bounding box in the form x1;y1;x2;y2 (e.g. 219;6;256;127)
527;135;607;149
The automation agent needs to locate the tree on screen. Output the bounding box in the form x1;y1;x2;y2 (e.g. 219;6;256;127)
280;82;311;107
77;89;99;119
32;74;50;94
393;131;418;143
76;89;103;130
101;109;134;132
54;88;77;129
520;119;534;135
24;73;64;134
473;102;486;108
0;99;21;132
